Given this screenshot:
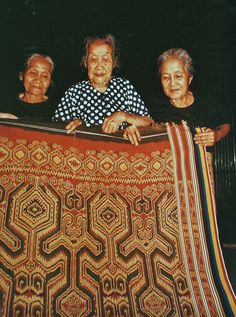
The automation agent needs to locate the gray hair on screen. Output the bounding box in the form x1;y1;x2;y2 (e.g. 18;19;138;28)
81;34;120;69
22;53;55;74
157;48;194;76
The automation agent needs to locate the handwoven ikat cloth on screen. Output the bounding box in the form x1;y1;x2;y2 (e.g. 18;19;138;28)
0;122;235;316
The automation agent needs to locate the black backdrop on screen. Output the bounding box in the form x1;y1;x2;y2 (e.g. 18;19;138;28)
1;0;236;117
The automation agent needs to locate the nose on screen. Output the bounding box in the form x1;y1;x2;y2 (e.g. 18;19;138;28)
95;58;104;70
170;76;176;87
33;74;41;83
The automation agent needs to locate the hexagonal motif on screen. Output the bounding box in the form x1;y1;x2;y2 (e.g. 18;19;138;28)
116;157;130;176
100;206;117;226
89;193;128;235
66;154;82;173
150;157;163;175
84;156;98;174
141;289;170;316
99;155;115;176
59;290;90;317
180;300;194;316
15;271;29;294
175;274;188;295
12;145;28;164
10;183;59;230
132;159;148;178
19;193;50;227
50;150;65;169
30;146;48;166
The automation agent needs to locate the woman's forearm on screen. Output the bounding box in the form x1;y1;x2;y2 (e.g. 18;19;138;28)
214;123;231;142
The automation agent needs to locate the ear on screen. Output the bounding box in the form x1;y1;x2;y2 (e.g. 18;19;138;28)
18;71;23;81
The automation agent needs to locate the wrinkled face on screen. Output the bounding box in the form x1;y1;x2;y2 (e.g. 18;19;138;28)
86;41;114;90
160;58;192;101
22;56;52;97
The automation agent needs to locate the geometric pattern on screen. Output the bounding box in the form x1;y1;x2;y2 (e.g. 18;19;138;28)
0;122;235;316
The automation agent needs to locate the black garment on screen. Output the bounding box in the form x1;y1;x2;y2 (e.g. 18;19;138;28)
0;97;56;121
148;95;228;129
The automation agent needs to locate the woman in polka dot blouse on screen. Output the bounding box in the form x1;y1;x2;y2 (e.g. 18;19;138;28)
53;34;154;134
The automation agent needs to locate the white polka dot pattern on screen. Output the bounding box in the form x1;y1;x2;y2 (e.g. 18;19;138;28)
53;77;149;127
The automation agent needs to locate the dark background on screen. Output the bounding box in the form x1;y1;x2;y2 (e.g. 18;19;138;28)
1;0;236;111
0;0;236;242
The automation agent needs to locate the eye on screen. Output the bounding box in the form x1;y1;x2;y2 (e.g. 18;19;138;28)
89;56;97;62
103;56;111;61
176;74;183;79
29;70;37;75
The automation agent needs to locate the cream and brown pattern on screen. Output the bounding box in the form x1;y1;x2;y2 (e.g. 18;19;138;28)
0;122;235;316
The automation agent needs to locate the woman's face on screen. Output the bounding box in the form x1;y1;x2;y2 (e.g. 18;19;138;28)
22;56;52;98
160;58;192;102
86;41;114;91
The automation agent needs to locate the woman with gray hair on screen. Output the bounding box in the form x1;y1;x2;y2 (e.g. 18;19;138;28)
53;34;153;133
124;47;230;146
0;53;56;121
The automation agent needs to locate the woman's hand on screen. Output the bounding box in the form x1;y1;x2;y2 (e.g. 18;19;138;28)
123;125;141;146
102;111;126;134
66;119;82;133
0;112;18;119
102;111;154;134
194;128;216;146
194;124;230;147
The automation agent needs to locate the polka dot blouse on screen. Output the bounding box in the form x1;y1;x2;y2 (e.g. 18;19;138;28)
53;77;150;127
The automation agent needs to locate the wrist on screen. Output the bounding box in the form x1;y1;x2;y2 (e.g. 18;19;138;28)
214;129;223;142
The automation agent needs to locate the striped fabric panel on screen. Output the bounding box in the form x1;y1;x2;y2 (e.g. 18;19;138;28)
194;126;236;316
167;123;236;317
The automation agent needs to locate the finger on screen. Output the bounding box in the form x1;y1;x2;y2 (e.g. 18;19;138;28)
66;123;76;134
102;118;110;132
66;122;73;130
133;135;139;146
67;126;76;134
127;133;135;145
134;129;141;141
129;131;138;146
123;133;128;140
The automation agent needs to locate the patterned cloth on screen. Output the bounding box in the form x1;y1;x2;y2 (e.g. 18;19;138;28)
0;121;235;316
53;77;150;126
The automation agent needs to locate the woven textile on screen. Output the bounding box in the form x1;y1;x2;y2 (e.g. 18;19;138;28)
0;122;235;316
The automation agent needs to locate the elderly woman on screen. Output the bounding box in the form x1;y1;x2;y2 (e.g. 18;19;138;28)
0;53;56;121
53;34;153;133
124;48;230;146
